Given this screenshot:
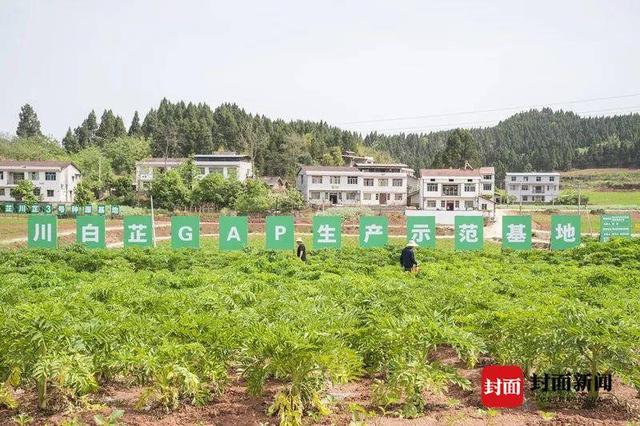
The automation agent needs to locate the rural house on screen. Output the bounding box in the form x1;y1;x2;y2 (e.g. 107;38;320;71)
412;166;495;211
505;172;560;203
135;152;253;190
296;162;416;207
0;160;82;203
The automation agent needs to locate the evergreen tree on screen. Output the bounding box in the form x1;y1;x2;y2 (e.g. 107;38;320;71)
74;110;98;148
16;104;42;137
62;127;80;153
128;111;142;137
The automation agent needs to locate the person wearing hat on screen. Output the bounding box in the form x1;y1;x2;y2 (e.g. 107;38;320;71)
400;240;418;272
296;238;307;262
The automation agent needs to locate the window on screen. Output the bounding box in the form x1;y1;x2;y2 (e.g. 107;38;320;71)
481;203;488;210
483;175;492;180
521;185;528;190
454;200;460;208
426;183;438;191
465;200;474;209
47;190;54;197
430;178;435;182
30;172;39;180
448;179;454;182
12;172;24;182
483;183;492;191
510;185;516;190
375;193;379;200
45;172;57;181
310;191;321;200
427;200;436;208
378;179;388;186
464;183;476;192
442;185;459;196
347;176;358;185
536;176;541;182
311;176;323;184
0;171;3;180
0;188;5;196
522;195;528;201
510;176;516;181
440;200;446;208
549;176;555;182
467;179;473;182
392;178;403;187
330;176;341;184
33;188;41;196
363;193;371;200
363;178;373;187
346;192;356;200
395;193;403;200
523;176;529;182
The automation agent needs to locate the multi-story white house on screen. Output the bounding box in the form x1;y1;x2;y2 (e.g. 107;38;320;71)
0;160;82;203
135;153;253;190
297;162;416;206
414;167;495;211
505;172;560;203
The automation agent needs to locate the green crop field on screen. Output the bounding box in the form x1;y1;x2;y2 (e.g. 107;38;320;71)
581;190;639;207
1;239;639;425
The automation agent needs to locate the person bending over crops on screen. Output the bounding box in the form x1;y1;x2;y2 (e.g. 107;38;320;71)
296;238;307;261
400;240;418;272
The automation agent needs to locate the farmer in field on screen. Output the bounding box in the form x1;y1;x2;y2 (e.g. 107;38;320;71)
400;240;418;272
296;238;307;261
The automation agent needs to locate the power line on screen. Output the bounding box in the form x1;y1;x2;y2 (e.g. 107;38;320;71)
367;105;640;133
336;92;640;125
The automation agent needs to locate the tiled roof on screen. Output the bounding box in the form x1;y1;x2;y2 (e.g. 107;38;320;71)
420;168;483;177
355;163;410;168
299;165;358;172
479;167;495;174
0;160;77;169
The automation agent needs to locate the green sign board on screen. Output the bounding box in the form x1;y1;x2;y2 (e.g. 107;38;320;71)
502;215;532;250
17;204;27;214
123;216;153;248
359;216;388;248
97;205;106;215
31;204;41;213
550;215;580;250
600;214;632;242
455;215;484;251
406;216;436;248
111;205;120;215
44;204;53;214
265;216;294;251
83;205;93;215
219;216;248;251
312;216;341;249
71;205;80;215
4;204;13;213
171;216;200;249
27;215;57;249
57;204;66;215
76;216;106;249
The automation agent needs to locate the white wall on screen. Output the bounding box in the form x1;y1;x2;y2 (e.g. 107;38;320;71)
405;209;485;225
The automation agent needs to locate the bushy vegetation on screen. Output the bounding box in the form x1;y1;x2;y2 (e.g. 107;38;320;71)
0;239;639;424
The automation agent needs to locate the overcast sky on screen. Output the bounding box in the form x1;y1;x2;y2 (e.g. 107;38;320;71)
1;0;639;139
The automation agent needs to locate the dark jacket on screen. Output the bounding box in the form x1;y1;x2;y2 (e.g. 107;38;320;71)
297;243;307;261
400;247;417;270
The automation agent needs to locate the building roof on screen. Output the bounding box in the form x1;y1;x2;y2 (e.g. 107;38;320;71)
479;167;495;174
420;168;483;177
260;176;285;185
355;162;410;168
0;160;79;170
505;171;560;176
299;165;357;173
138;157;187;163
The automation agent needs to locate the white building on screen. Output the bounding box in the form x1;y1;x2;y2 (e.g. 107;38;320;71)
135;153;253;190
0;160;82;203
297;163;416;206
414;167;495;211
505;172;560;203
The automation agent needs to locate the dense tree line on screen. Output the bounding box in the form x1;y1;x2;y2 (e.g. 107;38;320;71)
364;109;640;179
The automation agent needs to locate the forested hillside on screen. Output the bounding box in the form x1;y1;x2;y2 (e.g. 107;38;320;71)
363;108;640;178
4;102;640;184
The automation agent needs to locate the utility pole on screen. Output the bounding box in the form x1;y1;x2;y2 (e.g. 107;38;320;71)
149;182;157;248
